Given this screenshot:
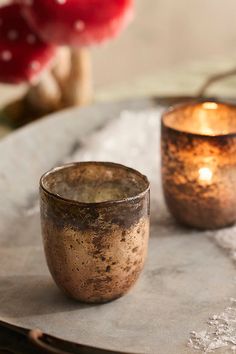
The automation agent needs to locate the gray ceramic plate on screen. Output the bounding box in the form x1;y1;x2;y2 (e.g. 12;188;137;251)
0;98;235;354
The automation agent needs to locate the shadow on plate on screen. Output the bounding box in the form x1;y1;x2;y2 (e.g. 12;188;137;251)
0;274;95;318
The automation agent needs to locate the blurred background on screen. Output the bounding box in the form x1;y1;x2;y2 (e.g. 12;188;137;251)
1;0;236;99
93;0;236;88
1;0;236;116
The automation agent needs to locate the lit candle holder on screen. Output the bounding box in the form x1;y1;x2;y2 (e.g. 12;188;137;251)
161;101;236;230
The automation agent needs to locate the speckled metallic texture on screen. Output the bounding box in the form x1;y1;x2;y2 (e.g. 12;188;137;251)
40;162;150;303
161;101;236;230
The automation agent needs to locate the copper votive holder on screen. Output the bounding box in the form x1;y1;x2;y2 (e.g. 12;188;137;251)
161;101;236;230
40;162;150;303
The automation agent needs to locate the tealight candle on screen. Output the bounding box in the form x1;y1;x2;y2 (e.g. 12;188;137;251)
161;101;236;230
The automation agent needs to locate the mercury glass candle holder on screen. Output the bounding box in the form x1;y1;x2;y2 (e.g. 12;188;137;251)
40;162;150;303
161;101;236;230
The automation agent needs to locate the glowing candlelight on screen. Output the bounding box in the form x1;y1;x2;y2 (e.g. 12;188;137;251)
198;167;213;184
202;102;218;110
161;101;236;229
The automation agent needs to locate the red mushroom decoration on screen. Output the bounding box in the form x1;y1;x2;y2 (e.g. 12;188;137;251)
0;3;56;84
21;0;134;106
21;0;134;46
1;0;134;125
0;3;61;120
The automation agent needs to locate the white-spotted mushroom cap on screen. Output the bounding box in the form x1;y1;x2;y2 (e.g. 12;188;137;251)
0;3;56;84
21;0;134;47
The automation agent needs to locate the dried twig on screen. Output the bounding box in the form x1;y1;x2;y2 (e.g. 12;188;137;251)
198;67;236;97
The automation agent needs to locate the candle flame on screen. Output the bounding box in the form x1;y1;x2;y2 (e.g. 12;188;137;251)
202;102;218;110
198;167;213;183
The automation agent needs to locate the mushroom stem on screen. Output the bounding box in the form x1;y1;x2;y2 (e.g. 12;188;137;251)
63;47;92;107
26;69;62;114
52;46;71;92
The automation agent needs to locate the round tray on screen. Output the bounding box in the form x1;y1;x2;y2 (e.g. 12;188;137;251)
0;98;234;354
